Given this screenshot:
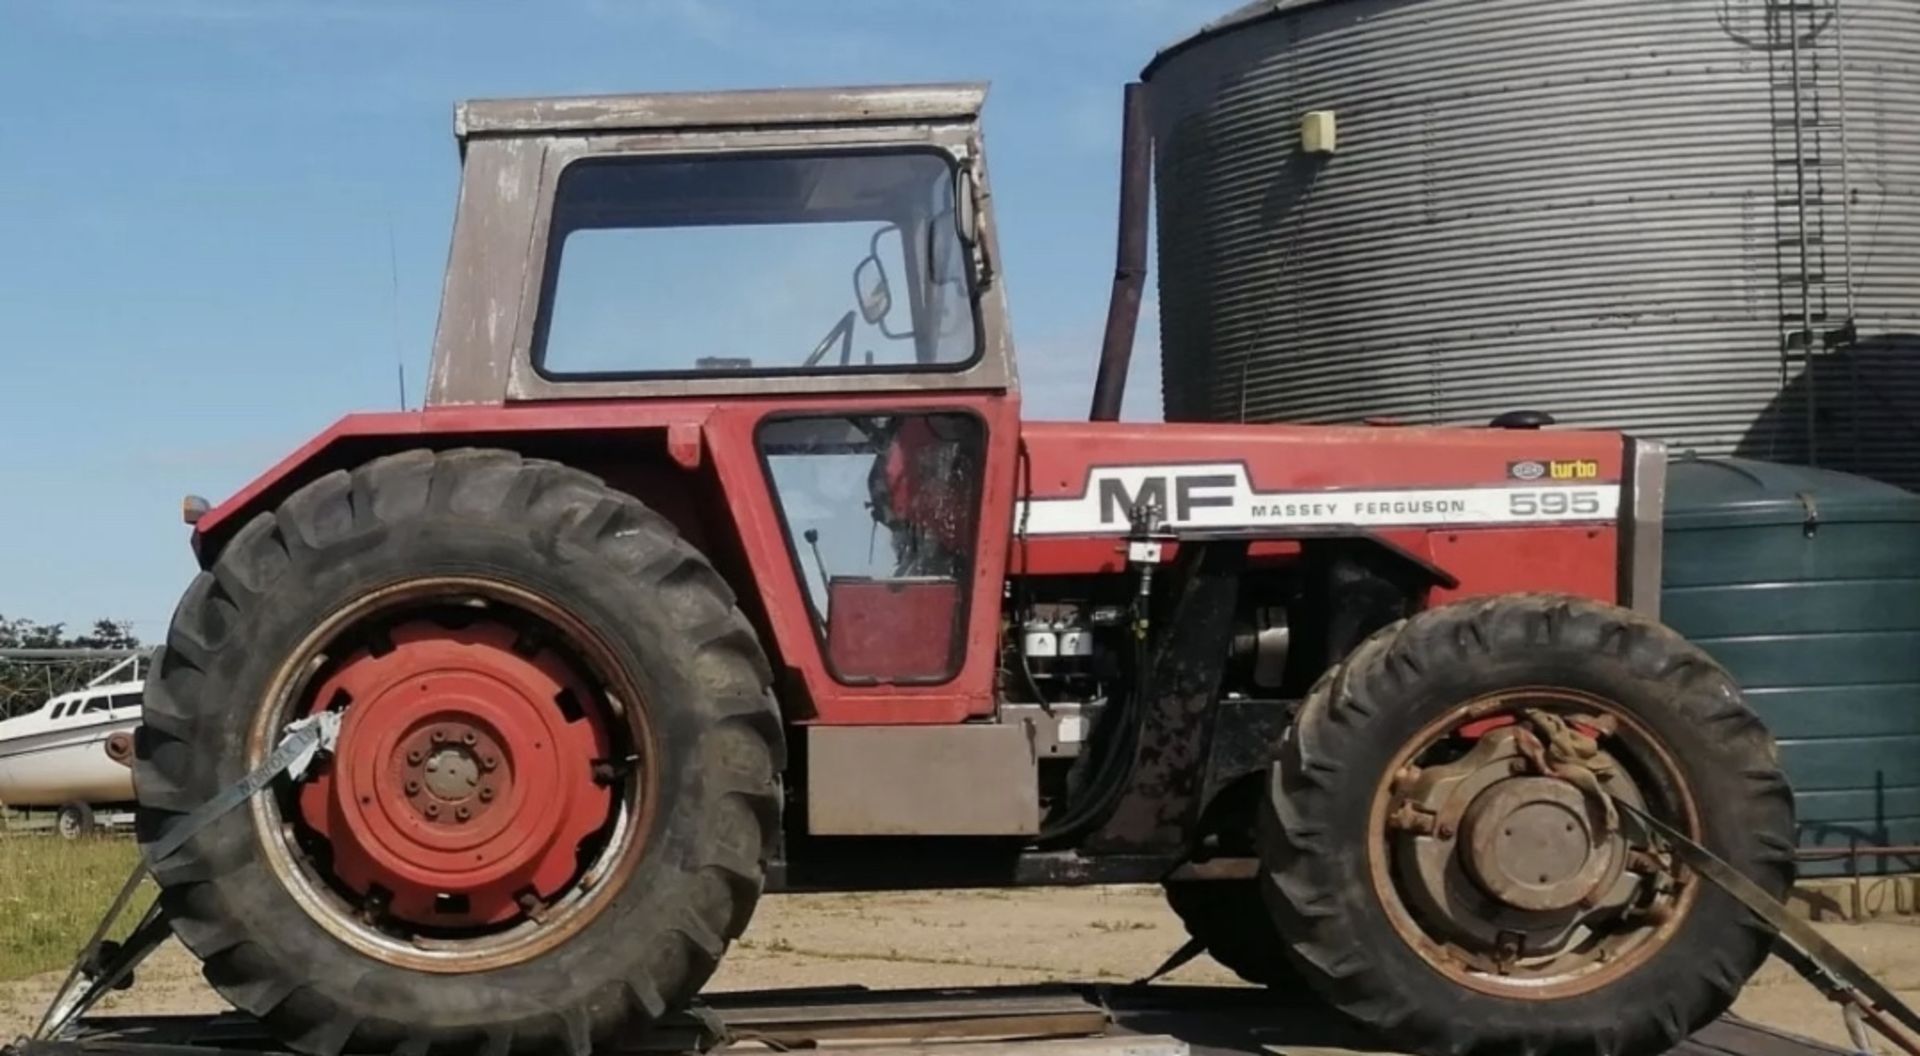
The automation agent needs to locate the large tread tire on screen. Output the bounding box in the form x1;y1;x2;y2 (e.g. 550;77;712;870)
1261;594;1794;1056
1163;879;1300;987
133;448;784;1056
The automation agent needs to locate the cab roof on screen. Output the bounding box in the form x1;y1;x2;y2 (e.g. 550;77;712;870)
455;82;989;141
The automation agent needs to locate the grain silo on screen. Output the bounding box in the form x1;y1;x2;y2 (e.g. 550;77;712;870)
1143;0;1920;486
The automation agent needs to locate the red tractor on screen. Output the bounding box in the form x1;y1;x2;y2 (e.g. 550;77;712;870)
137;84;1792;1056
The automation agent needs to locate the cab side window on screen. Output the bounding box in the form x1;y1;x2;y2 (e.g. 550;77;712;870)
758;413;984;684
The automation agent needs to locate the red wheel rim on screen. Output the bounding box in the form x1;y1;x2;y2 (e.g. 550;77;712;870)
295;619;614;928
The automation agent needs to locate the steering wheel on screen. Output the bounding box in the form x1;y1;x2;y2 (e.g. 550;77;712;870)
802;310;857;368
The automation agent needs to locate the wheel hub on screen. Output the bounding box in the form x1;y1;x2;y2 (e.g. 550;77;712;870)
295;620;614;929
1461;777;1609;912
1382;715;1650;971
408;724;498;816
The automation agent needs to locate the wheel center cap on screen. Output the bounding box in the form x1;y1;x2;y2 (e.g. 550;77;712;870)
423;746;481;800
1462;777;1614;912
399;719;509;825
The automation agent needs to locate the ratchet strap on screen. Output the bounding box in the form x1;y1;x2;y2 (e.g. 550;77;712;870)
32;712;341;1041
1617;799;1920;1056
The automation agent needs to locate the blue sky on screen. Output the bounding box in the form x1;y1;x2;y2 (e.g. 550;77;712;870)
0;0;1203;639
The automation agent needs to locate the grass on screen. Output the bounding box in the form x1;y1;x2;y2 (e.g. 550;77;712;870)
0;836;153;982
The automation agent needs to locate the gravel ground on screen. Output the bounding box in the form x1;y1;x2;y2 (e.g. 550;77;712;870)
4;886;1914;1051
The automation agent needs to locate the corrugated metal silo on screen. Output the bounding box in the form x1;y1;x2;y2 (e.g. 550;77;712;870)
1143;0;1920;486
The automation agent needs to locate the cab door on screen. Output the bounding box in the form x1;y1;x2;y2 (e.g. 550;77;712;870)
709;393;1020;726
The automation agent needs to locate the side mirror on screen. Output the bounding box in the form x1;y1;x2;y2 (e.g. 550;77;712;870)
954;166;978;246
854;253;893;326
856;225;913;340
925;164;984;291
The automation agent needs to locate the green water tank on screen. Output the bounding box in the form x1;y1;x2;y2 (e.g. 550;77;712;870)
1662;458;1920;876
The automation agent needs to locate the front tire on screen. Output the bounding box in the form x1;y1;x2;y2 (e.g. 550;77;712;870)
135;449;783;1056
1262;595;1794;1056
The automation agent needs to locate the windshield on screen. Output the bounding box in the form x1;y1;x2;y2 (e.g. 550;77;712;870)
533;150;978;378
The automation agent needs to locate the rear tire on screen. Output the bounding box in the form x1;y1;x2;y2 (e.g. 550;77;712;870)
56;801;95;840
134;449;784;1056
1262;595;1794;1056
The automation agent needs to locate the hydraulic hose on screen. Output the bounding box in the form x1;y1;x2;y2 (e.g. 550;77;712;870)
1035;553;1156;845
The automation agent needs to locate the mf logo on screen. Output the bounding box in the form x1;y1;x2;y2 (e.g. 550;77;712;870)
1096;471;1239;526
1015;461;1617;537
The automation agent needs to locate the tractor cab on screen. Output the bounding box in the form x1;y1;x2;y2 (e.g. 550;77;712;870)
407;84;1028;729
426;83;1017;406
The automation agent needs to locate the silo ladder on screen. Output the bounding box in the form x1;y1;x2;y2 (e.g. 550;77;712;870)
1767;0;1861;466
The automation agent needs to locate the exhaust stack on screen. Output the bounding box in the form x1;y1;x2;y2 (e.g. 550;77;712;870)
1088;82;1150;422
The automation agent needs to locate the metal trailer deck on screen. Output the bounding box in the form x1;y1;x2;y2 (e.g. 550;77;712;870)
1;983;1853;1056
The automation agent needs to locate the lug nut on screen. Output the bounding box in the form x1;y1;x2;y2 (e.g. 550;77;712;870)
1510;760;1530;775
405;780;421;795
462;731;478;745
480;754;498;771
1436;823;1456;839
479;787;494;802
431;730;446;744
424;803;440;818
407;749;423;765
456;805;471;821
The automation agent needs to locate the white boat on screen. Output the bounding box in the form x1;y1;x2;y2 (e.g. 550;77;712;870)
0;660;143;809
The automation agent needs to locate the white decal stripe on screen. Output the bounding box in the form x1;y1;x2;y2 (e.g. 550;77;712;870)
1015;464;1619;536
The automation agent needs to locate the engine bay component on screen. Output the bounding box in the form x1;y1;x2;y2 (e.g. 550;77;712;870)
1003;701;1108;759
